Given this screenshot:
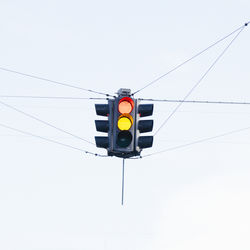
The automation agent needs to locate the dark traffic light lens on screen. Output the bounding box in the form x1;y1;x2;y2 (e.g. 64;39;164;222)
117;131;132;148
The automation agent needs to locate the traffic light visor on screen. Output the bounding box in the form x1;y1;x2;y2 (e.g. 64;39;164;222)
118;97;134;114
117;114;133;130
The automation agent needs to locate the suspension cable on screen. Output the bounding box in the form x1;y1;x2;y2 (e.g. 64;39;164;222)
139;98;250;105
3;95;250;106
141;124;250;158
0;123;108;157
132;22;249;95
0;99;95;146
0;95;109;100
154;25;246;136
0;66;115;98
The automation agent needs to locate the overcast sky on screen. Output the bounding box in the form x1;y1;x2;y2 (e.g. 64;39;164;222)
0;1;249;249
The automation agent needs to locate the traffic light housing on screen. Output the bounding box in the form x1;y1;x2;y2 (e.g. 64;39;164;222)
136;103;154;149
94;102;111;149
111;91;137;158
94;89;154;158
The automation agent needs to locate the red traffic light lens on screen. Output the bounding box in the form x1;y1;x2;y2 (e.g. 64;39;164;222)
118;97;134;114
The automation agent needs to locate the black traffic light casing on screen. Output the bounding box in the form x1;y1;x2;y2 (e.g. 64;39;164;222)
94;89;154;158
94;101;113;150
109;89;139;158
112;99;135;155
135;102;154;150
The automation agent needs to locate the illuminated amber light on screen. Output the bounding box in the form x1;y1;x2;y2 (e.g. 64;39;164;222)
117;114;133;130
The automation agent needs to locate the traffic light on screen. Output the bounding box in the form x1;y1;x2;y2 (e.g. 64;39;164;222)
94;102;111;149
111;89;138;158
136;102;154;150
94;88;154;158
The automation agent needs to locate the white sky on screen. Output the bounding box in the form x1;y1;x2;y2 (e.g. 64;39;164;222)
0;1;249;249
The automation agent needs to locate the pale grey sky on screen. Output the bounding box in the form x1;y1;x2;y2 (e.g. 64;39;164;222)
0;1;249;249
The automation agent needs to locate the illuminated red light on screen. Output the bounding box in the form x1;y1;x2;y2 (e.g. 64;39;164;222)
118;97;134;114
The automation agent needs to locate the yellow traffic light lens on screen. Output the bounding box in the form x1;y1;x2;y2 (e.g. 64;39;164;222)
117;114;133;130
118;97;134;114
118;117;132;130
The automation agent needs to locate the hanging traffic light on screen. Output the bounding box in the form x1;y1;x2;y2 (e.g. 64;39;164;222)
94;89;154;158
111;89;138;158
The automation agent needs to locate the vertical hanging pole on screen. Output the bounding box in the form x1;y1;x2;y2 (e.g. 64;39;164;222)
121;158;125;205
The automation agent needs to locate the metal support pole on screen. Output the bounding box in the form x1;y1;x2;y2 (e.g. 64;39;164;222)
121;158;125;205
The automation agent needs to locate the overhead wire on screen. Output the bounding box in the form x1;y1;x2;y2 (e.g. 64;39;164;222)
0;99;95;146
0;66;115;98
154;25;246;136
0;123;108;157
132;22;249;95
141;124;250;158
0;95;109;100
3;95;250;106
3;96;250;106
139;98;250;105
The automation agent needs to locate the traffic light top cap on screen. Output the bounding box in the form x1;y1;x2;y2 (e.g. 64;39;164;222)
118;97;134;114
117;88;131;96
